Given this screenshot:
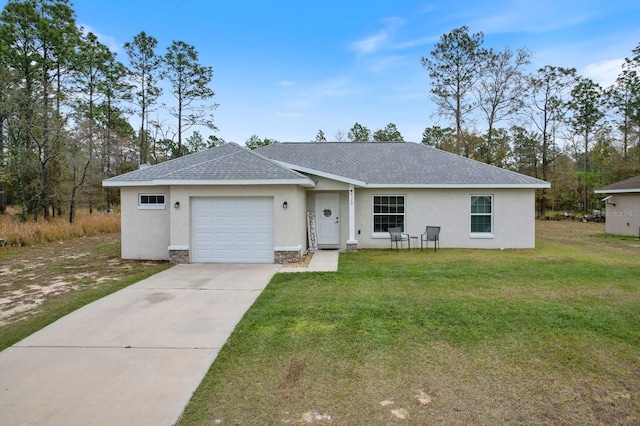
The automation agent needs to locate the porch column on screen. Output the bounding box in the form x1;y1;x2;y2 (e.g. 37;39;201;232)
347;184;358;252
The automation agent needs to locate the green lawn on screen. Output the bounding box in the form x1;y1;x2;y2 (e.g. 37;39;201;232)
179;221;640;425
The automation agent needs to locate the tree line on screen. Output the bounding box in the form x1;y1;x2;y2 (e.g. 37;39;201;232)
1;3;638;222
304;27;640;217
420;26;640;217
0;0;218;222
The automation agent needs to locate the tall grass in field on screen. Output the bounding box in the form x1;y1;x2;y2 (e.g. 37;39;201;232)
0;207;120;247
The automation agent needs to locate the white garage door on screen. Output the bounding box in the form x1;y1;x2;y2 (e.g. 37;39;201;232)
192;197;274;263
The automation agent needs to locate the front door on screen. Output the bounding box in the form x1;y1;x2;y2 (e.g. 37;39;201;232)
315;193;341;247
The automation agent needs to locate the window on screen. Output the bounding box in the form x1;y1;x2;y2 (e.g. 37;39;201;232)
471;195;492;234
139;194;166;210
373;195;405;233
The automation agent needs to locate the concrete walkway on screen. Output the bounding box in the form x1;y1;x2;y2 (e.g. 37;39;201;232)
0;263;280;426
279;250;339;273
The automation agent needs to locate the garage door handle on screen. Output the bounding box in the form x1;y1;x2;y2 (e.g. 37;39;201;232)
335;217;339;223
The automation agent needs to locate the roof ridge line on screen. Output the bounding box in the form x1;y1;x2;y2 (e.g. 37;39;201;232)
249;147;313;180
159;143;249;178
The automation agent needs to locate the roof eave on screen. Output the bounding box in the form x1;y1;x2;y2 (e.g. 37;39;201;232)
365;183;551;189
102;178;316;188
102;180;155;187
594;188;640;194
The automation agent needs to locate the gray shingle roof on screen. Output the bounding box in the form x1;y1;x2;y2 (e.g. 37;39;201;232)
103;143;313;186
595;175;640;193
257;142;550;188
104;141;550;188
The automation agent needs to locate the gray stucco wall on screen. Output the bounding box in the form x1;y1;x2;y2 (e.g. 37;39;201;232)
604;193;640;237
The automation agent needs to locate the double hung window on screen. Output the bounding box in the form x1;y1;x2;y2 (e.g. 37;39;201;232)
471;195;492;234
373;195;405;233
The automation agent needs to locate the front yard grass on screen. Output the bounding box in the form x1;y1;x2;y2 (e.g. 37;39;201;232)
179;221;640;425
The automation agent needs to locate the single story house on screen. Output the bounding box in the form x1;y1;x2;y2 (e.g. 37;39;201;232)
594;175;640;237
102;142;550;264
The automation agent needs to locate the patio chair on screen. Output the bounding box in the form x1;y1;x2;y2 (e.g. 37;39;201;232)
420;226;440;252
388;226;410;250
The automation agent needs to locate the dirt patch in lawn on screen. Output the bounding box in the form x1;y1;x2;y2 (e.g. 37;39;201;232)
0;232;166;326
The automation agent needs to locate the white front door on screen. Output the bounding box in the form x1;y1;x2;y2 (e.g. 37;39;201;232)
315;193;341;246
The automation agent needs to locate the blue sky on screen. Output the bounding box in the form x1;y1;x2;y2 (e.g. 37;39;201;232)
5;0;640;144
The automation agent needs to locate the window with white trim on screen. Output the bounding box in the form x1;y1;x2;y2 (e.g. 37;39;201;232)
138;194;166;210
373;195;405;233
470;195;492;234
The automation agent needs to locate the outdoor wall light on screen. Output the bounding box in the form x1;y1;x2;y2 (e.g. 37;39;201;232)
174;201;180;209
282;201;288;209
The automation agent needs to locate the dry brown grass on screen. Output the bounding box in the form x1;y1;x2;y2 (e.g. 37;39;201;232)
0;206;120;247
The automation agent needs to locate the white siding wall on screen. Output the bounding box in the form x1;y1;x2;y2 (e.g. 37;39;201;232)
120;186;171;260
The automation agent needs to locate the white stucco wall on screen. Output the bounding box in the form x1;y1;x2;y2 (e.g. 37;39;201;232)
304;187;537;249
120;183;538;260
603;194;640;237
120;186;171;260
169;185;308;259
352;188;536;249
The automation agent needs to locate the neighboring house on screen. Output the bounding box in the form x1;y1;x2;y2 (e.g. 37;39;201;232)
594;176;640;237
103;142;549;264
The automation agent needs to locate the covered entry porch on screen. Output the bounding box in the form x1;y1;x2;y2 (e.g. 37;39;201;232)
306;180;358;252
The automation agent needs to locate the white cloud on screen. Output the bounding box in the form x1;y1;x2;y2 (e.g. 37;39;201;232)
468;1;599;34
582;58;624;87
79;24;121;53
351;17;406;54
392;36;439;50
278;80;295;87
352;32;388;54
307;77;354;100
365;55;411;74
282;77;355;111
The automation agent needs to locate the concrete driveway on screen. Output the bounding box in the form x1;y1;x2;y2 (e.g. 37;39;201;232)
0;263;281;426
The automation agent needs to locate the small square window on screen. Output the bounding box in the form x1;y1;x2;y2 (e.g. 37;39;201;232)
139;194;166;210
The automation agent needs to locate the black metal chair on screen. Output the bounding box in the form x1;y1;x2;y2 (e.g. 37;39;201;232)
420;226;440;252
388;227;410;250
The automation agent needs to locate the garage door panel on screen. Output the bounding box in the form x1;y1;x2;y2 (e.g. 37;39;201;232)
196;249;214;259
192;198;274;263
215;232;233;243
235;234;252;244
215;219;232;227
254;232;271;243
254;217;270;226
195;217;213;227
